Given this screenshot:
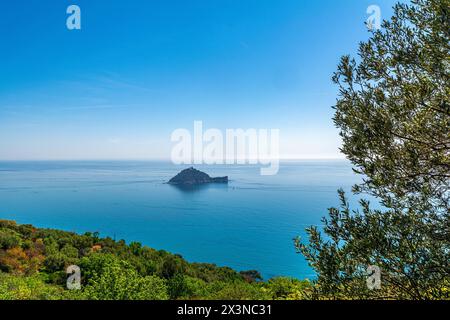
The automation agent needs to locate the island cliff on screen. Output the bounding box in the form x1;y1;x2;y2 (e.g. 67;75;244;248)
168;167;228;185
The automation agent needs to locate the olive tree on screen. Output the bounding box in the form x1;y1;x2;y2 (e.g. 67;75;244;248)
297;0;449;300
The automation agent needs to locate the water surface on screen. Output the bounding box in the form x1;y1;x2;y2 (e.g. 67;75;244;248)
0;160;362;279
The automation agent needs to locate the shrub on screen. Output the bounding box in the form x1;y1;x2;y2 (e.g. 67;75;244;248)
0;228;22;250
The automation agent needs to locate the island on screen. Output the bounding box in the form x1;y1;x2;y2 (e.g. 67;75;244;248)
168;167;228;185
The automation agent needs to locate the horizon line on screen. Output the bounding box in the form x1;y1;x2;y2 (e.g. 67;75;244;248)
0;157;347;162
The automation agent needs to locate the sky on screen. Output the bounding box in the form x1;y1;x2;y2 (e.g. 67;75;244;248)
0;0;397;160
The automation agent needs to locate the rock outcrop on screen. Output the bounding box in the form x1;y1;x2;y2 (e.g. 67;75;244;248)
168;167;228;185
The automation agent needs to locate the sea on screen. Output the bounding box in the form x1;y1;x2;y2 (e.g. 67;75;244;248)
0;160;366;280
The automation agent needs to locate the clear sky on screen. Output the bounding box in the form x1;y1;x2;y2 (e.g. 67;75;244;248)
0;0;397;160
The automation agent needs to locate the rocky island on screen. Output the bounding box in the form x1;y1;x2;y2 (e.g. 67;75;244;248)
168;167;228;185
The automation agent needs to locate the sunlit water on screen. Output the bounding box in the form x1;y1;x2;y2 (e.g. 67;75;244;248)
0;160;364;279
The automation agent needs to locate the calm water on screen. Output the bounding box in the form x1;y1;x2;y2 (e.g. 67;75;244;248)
0;160;363;279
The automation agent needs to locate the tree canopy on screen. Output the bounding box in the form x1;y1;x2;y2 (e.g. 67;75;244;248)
297;0;449;300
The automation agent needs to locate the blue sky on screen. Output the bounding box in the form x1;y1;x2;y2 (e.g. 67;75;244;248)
0;0;397;160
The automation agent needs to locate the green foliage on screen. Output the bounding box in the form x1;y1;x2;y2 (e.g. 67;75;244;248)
0;272;67;300
297;190;450;299
159;255;186;279
0;219;309;300
240;270;263;283
81;255;168;300
186;263;243;283
0;228;22;250
264;277;313;300
333;0;449;214
207;281;271;300
167;273;190;299
298;0;450;300
182;276;210;299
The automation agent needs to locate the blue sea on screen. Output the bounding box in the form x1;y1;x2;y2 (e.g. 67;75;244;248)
0;160;364;280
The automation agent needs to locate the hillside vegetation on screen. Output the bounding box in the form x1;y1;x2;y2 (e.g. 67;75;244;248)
0;219;311;300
